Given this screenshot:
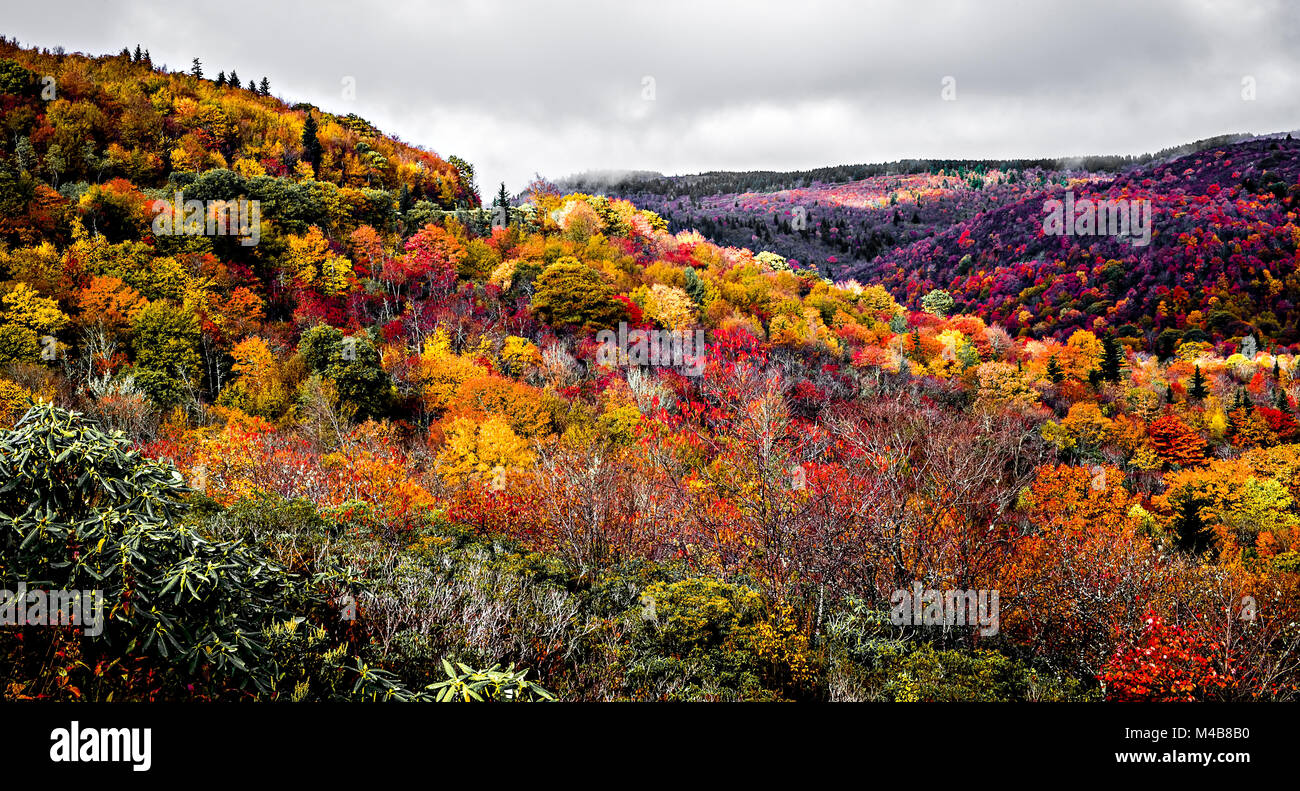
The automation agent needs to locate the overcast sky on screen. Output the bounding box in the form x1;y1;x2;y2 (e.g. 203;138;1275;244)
6;0;1299;194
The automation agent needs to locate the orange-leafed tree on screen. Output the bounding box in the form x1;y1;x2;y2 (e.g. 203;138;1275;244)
77;275;147;334
999;464;1175;677
443;375;554;439
1148;413;1208;468
383;222;464;301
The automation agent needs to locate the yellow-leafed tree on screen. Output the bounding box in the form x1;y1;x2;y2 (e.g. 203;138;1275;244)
438;415;534;485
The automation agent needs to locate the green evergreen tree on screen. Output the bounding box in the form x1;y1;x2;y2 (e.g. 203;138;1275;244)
683;266;708;307
301;111;322;170
1046;354;1065;384
1189;365;1208;400
1100;333;1124;382
1230;386;1253;414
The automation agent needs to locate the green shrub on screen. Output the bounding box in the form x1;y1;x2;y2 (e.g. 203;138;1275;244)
297;324;393;420
427;659;555;702
823;598;1095;701
529;258;626;332
616;577;820;701
0;403;300;692
879;646;1098;702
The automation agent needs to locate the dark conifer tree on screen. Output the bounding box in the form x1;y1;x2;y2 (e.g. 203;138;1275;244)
1100;333;1124;382
1189;365;1208;400
1046;354;1065;384
301;111;322;170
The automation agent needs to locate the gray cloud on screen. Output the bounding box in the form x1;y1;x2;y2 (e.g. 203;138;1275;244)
5;0;1298;193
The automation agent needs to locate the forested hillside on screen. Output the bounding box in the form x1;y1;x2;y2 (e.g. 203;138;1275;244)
852;137;1300;348
1;41;1298;704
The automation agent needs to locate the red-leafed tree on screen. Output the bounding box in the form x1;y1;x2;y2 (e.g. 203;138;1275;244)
381;223;465;304
1257;406;1299;443
1099;613;1234;702
1148;413;1208;467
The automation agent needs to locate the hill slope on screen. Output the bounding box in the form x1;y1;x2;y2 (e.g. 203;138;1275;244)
0;38;477;248
847;137;1300;349
604;166;1101;280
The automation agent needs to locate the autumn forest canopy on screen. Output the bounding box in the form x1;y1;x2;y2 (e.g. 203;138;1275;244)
1;37;1299;705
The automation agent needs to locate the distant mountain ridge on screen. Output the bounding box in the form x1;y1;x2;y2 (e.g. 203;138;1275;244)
557;131;1270;199
565;130;1300;349
848;135;1300;348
